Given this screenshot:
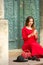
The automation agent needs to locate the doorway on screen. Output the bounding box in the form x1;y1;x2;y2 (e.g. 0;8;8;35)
4;0;40;50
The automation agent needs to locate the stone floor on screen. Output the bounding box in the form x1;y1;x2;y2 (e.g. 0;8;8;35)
9;30;43;65
9;29;43;65
9;57;43;65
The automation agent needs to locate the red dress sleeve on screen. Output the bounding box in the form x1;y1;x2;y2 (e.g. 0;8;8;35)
22;28;28;41
34;35;38;41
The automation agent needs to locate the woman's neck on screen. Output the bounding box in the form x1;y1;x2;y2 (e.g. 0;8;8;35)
26;26;32;30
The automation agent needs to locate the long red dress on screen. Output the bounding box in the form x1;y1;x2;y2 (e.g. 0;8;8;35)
22;26;43;57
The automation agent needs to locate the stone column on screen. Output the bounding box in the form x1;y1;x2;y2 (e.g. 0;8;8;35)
0;0;8;65
0;0;4;18
0;20;8;65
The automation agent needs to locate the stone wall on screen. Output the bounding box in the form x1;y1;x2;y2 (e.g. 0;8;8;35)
40;0;43;29
0;0;8;65
0;0;4;18
40;0;43;46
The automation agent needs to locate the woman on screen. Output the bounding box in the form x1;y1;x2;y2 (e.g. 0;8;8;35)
22;16;43;61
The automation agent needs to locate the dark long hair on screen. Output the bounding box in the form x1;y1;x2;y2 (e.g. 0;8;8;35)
25;16;35;30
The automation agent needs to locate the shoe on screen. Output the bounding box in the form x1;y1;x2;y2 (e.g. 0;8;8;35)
32;56;36;60
32;56;40;61
35;58;40;61
13;55;28;62
28;57;32;60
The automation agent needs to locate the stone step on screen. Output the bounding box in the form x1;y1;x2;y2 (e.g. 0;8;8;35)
9;57;43;65
9;49;22;58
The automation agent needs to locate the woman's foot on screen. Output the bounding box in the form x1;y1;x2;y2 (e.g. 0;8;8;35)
32;56;40;61
35;58;40;61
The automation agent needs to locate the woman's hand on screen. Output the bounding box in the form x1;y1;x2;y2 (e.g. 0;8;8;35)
33;30;38;39
28;30;38;38
28;33;34;38
33;30;38;35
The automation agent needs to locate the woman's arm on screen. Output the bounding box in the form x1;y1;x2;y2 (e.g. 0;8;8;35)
22;28;33;40
28;33;33;38
22;29;28;40
28;29;38;39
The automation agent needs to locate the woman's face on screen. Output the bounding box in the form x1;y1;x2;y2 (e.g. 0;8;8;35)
28;18;34;27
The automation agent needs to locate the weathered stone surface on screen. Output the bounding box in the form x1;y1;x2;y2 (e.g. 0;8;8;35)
0;20;8;65
9;57;43;65
0;0;4;18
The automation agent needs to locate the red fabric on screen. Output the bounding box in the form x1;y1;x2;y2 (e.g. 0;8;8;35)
21;50;31;59
22;26;43;58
